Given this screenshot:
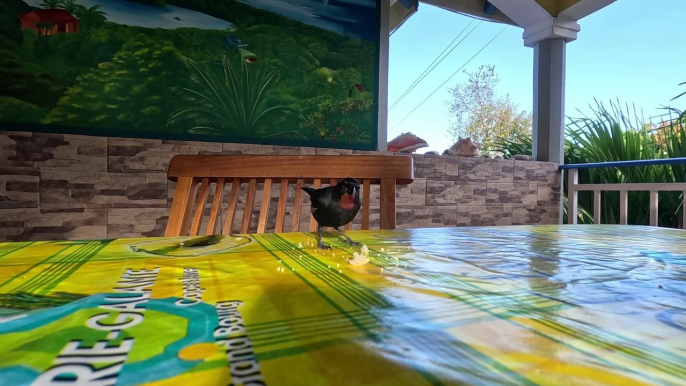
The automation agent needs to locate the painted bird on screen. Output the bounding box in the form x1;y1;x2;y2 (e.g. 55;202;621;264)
302;178;361;249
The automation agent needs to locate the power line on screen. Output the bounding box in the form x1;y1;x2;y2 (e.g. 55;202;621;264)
389;20;481;111
389;20;480;111
389;26;508;133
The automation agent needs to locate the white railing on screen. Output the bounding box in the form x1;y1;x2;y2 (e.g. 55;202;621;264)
561;158;686;229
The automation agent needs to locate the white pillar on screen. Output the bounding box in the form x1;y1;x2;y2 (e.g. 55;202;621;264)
532;38;566;164
377;0;390;151
481;0;616;225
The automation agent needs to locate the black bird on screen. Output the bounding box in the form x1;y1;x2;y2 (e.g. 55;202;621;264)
302;178;361;249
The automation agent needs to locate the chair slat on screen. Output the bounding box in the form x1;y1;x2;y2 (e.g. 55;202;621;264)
257;179;273;233
241;179;257;234
380;178;396;229
206;178;225;235
190;178;210;236
362;179;371;230
222;179;240;235
165;177;197;237
182;182;199;235
309;179;321;232
292;179;303;232
275;179;288;233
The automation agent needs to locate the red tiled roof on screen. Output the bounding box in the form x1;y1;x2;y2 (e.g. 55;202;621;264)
387;132;428;153
21;9;79;23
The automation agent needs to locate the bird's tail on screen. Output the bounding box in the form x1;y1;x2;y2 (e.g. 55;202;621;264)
301;187;316;197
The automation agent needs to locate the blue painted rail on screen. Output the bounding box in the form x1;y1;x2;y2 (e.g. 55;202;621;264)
559;157;686;170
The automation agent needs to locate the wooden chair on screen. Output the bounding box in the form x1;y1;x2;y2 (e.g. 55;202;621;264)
165;155;414;237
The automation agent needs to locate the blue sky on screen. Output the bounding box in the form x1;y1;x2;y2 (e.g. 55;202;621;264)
388;0;686;153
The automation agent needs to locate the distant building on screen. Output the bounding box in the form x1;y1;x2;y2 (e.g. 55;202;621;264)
648;120;677;138
21;9;80;35
647;119;683;154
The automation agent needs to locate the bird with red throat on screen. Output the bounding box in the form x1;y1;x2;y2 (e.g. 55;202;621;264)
302;178;361;249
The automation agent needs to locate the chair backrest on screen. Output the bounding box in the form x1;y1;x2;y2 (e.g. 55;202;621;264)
165;155;414;237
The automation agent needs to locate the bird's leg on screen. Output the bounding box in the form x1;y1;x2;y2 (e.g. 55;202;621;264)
317;226;332;250
335;227;360;246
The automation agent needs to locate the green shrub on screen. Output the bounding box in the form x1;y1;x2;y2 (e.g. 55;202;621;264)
496;100;686;228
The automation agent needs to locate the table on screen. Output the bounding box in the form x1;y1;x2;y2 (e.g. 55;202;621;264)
1;225;685;385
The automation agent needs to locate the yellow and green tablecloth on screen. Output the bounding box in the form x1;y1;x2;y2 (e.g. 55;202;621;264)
1;225;686;385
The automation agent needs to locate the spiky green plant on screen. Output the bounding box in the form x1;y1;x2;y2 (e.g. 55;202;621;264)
672;81;686;101
168;55;295;137
495;135;532;158
496;99;686;228
565;101;664;225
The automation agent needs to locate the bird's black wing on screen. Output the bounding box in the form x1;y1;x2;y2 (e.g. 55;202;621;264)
310;189;332;210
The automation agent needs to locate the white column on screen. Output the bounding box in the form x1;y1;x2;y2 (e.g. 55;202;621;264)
476;0;616;225
532;38;566;164
377;0;390;151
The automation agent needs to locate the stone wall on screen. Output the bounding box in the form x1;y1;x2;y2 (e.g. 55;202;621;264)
0;130;561;241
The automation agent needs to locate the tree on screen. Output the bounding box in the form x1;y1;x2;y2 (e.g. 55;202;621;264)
0;0;30;45
60;0;86;15
0;36;64;108
44;34;184;130
446;64;532;154
40;0;64;9
74;5;108;30
0;96;49;124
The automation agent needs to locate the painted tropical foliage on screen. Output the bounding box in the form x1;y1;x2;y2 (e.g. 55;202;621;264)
0;0;378;148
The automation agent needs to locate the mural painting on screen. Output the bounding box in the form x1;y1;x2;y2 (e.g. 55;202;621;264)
0;0;380;149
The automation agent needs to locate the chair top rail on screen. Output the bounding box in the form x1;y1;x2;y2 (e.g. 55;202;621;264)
167;155;414;184
560;157;686;170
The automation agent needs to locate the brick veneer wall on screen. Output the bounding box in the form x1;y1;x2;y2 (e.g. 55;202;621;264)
0;131;561;241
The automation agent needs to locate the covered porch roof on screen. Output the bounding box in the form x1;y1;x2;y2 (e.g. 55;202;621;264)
384;0;618;163
391;0;616;41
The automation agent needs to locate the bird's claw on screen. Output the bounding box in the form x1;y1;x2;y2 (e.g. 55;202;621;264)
344;239;361;246
318;242;332;250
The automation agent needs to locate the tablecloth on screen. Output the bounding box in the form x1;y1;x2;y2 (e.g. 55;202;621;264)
1;225;685;385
